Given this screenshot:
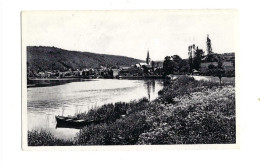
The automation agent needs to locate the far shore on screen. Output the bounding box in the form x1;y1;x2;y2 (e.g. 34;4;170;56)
27;77;95;88
27;75;235;88
28;77;82;81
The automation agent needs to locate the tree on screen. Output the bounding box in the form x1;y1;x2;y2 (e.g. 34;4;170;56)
193;49;203;71
215;68;225;85
216;55;225;84
171;55;182;62
179;60;190;74
208;55;225;85
171;55;182;74
163;56;173;75
163;55;190;75
151;61;156;71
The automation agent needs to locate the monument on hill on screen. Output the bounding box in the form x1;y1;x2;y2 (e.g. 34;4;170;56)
206;34;213;55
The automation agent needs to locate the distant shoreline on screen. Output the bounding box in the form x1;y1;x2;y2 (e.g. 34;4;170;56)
27;77;95;88
28;77;81;81
27;75;235;88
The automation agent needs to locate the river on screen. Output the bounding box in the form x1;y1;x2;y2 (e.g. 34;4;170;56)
27;79;164;140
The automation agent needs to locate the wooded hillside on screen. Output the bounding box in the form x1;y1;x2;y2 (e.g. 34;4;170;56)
27;46;144;72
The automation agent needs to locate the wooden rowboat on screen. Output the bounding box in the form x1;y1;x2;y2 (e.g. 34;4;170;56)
55;116;105;129
55;116;91;129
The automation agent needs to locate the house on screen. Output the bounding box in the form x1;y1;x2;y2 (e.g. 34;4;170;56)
152;61;163;69
111;69;120;78
200;53;235;75
187;35;235;76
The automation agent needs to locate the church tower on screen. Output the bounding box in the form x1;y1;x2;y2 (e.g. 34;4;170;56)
146;50;151;65
206;34;213;55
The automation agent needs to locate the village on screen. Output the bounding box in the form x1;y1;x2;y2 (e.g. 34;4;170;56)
28;35;235;80
24;9;237;148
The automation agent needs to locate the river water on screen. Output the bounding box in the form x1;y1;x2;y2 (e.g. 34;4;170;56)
27;79;164;139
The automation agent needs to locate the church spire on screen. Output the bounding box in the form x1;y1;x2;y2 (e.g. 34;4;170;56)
146;50;151;65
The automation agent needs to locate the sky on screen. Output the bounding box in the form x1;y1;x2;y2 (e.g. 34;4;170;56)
22;10;238;61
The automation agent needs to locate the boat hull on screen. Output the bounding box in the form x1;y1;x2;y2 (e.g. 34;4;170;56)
55;116;91;129
55;116;105;129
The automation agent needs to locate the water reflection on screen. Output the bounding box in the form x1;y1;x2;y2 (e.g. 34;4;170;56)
27;79;164;139
145;79;156;101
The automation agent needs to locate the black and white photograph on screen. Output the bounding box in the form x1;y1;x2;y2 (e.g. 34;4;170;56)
22;10;237;148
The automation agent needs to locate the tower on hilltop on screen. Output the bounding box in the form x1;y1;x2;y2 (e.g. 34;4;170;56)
206;34;213;55
146;50;151;65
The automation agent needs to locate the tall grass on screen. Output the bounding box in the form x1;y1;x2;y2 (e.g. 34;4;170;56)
28;130;74;146
76;112;150;145
76;98;149;122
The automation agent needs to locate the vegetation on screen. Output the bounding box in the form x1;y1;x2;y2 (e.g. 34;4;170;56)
163;55;190;75
75;98;151;145
27;46;144;74
139;76;235;144
28;76;235;146
190;48;204;71
207;55;226;84
76;102;130;122
28;129;74;146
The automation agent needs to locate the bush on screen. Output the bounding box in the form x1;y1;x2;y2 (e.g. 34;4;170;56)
28;130;74;146
138;85;236;144
76;98;150;123
158;76;232;104
76;112;150;145
76;102;128;122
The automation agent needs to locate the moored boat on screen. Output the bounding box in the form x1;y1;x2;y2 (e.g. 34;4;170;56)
55;116;105;129
55;116;91;129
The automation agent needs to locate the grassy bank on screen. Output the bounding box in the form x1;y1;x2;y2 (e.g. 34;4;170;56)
28;76;235;145
28;130;74;146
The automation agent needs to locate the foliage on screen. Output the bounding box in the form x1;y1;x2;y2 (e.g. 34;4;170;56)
209;55;225;84
163;55;189;75
75;97;151;145
28;76;235;146
163;56;174;75
158;76;196;103
208;64;216;70
138;85;235;144
193;49;203;70
76;113;150;145
28;129;74;146
27;46;144;73
76;98;149;122
76;102;128;122
75;76;235;145
190;49;203;71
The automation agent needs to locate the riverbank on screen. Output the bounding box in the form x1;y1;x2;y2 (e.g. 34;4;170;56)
27;78;96;88
28;75;235;145
27;75;234;88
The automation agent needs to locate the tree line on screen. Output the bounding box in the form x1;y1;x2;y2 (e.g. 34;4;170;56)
163;52;227;83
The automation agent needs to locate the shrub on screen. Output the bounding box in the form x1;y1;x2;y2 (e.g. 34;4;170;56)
28;130;74;146
76;112;150;145
138;85;236;144
76;98;150;123
158;76;232;104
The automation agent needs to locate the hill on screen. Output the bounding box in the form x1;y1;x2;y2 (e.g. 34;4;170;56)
27;46;144;72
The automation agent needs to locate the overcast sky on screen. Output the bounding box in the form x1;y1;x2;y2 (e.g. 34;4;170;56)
22;10;238;61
